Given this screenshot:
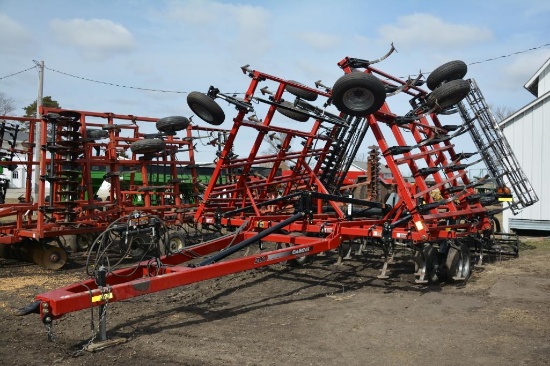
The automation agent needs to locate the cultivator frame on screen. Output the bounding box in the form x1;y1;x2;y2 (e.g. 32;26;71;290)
19;52;536;345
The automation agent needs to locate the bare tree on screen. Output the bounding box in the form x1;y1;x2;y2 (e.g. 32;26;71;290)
0;92;16;116
490;104;514;122
260;132;289;170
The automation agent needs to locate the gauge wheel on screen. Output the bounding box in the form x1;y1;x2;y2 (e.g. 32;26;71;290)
426;60;467;91
277;101;310;122
445;242;471;282
156;116;190;133
130;138;165;154
426;79;470;110
285;80;318;101
85;128;109;140
331;72;386;116
187;91;225;125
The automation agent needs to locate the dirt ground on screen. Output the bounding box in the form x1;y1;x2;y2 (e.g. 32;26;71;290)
1;237;549;366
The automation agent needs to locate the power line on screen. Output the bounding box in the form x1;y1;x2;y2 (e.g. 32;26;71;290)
4;43;549;90
0;65;37;80
44;66;188;94
468;43;550;66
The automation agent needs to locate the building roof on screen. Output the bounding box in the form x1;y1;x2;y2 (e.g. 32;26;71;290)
500;56;550;129
349;161;367;172
524;57;550;97
500;88;550;129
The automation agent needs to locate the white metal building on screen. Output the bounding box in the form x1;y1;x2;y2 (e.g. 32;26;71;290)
500;57;550;232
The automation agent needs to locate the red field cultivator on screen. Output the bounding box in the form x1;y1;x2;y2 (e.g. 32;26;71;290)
0;109;225;268
16;50;537;347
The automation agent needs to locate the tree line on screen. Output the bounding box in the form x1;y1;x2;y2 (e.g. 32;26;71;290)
0;92;61;118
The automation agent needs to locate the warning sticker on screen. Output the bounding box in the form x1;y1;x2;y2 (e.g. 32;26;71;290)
91;292;113;303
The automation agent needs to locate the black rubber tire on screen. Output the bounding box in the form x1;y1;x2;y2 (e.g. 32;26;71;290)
58;110;82;121
426;79;470;109
130;138;165;154
444;245;461;282
156;116;190;133
85;128;109;140
285;80;318;101
492;217;501;233
331;73;386;116
426;60;467;91
445;242;472;282
277;101;310;122
423;245;440;284
187;91;225;125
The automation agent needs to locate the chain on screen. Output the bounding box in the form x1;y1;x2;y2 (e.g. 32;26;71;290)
44;285;111;357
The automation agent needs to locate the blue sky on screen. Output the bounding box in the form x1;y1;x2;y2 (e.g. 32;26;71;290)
1;0;549;162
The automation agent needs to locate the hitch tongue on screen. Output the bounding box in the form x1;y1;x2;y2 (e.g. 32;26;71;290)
14;300;41;316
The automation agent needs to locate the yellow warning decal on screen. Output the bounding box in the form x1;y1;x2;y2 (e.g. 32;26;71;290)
498;197;513;202
91;292;113;303
415;221;424;231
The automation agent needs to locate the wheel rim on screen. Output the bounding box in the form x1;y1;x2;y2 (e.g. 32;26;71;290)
192;103;214;123
460;244;471;278
169;237;184;252
461;255;470;277
342;87;374;111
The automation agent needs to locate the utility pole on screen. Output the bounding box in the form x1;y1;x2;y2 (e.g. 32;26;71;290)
33;60;44;203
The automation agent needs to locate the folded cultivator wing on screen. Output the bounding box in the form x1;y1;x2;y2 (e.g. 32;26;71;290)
12;51;537;348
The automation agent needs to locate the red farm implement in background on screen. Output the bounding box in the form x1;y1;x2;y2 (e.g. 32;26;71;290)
0;109;226;268
15;49;537;348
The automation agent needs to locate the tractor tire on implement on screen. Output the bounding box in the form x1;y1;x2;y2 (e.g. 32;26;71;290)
85;128;109;140
277;101;310;122
285;80;318;101
130;138;165;154
187;92;225;125
426;60;467;91
331;73;386;116
445;242;472;282
156;116;190;133
426;79;470;110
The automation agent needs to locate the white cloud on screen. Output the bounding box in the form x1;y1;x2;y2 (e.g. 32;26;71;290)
0;13;33;52
164;0;271;55
500;49;550;90
296;31;340;51
379;13;493;50
49;18;135;61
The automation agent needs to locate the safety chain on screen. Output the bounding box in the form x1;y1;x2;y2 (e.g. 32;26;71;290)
44;285;111;357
